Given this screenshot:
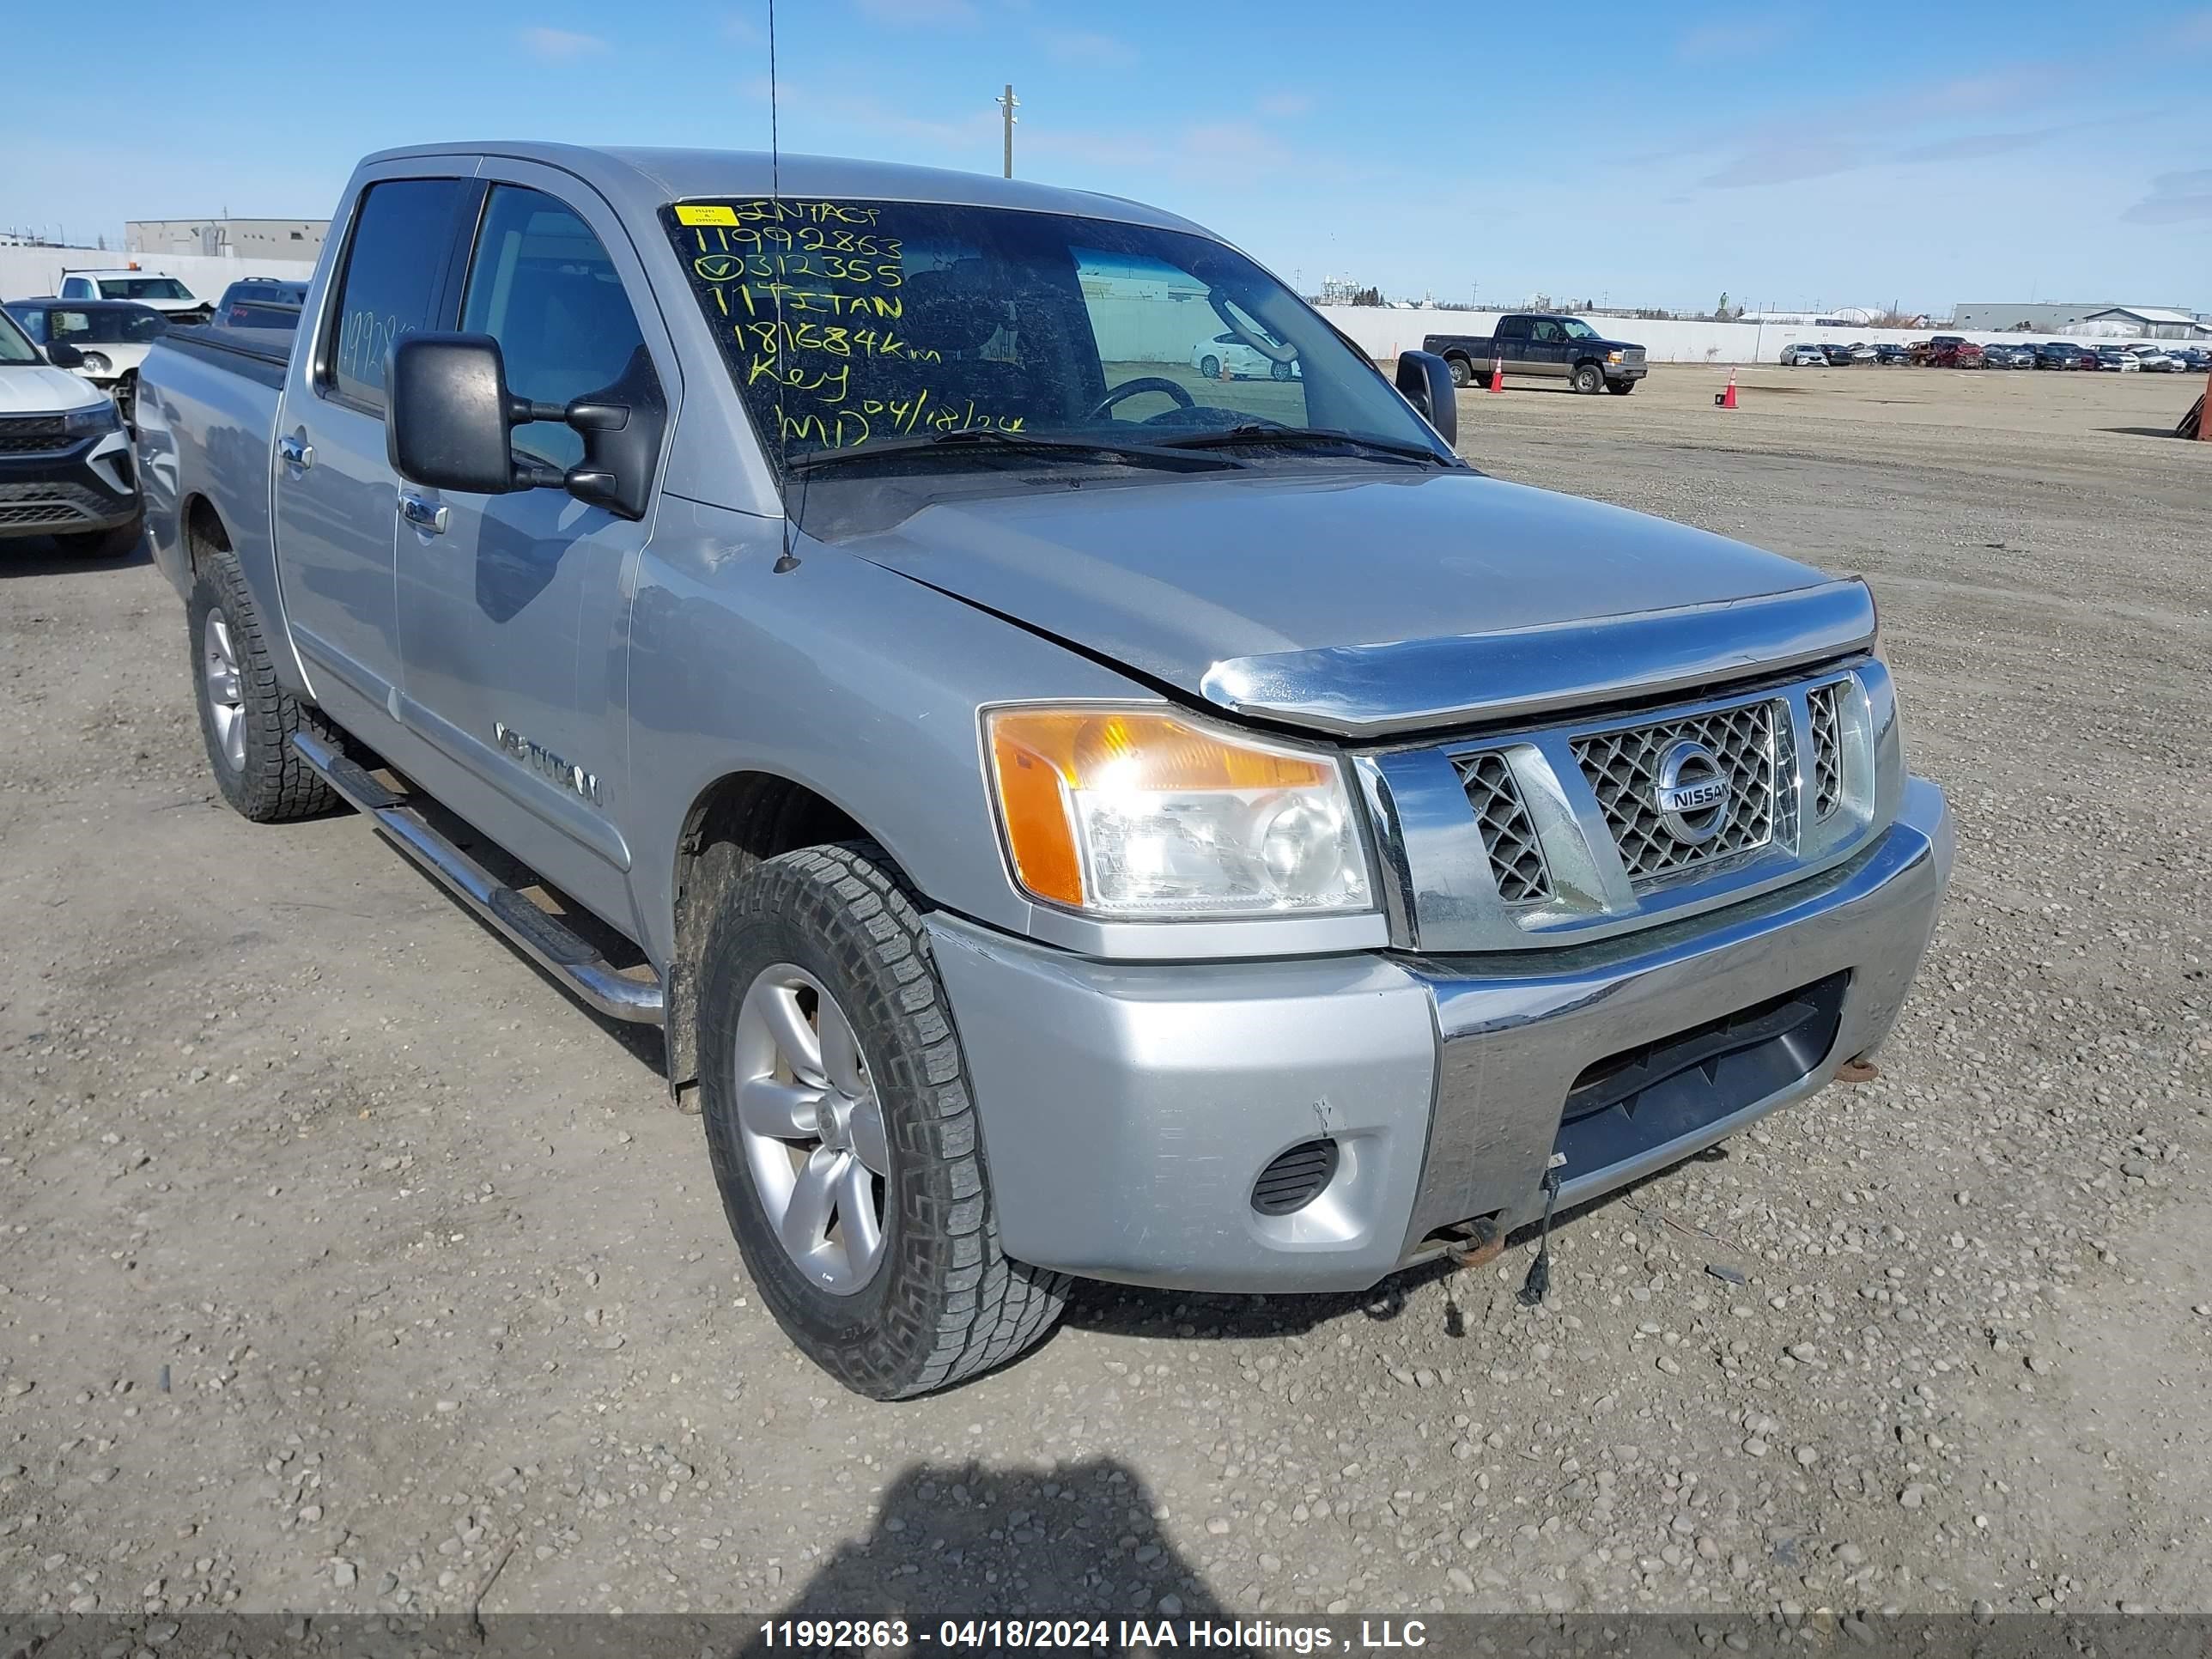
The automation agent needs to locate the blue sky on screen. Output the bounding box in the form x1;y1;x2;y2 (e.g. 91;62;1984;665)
4;0;2209;313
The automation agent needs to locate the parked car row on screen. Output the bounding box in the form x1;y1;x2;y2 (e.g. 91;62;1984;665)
1783;335;2210;371
0;273;310;556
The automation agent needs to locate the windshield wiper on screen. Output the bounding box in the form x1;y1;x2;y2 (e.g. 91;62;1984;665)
785;428;1245;473
1155;425;1452;466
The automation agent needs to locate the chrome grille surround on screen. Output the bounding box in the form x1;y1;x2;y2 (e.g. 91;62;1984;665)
1571;702;1776;882
1354;660;1894;954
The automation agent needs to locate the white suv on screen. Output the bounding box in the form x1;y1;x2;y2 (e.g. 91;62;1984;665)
57;269;212;325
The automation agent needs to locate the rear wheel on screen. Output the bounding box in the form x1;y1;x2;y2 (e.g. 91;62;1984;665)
698;843;1068;1398
187;548;338;822
1571;362;1605;394
1445;356;1471;389
1269;359;1294;382
57;514;143;559
1198;354;1222;380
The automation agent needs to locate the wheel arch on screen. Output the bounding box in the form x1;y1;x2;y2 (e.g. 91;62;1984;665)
664;768;895;1107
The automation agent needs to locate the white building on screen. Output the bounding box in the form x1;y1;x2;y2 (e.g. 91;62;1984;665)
126;218;328;259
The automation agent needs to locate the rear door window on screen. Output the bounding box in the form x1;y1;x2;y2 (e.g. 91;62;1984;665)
458;185;650;471
325;178;473;412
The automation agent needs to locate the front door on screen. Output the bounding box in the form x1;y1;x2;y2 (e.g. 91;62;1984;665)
273;174;474;735
392;172;672;931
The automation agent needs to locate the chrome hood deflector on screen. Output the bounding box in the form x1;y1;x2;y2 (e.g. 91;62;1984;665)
1203;580;1877;737
841;470;1875;738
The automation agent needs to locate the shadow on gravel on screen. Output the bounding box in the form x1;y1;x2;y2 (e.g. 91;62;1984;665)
737;1456;1257;1656
0;532;152;575
2099;425;2201;439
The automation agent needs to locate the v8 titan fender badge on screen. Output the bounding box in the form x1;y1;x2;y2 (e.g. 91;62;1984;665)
1652;738;1732;845
495;722;603;808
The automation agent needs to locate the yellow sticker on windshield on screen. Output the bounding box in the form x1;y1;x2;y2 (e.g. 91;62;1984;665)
674;204;740;227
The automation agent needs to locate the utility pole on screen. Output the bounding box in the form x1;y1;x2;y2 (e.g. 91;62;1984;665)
997;84;1019;179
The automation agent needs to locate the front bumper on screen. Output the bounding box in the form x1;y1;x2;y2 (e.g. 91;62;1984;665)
1607;361;1650;381
0;429;138;539
933;777;1952;1294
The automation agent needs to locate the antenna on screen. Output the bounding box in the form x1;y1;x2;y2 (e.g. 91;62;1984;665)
766;0;802;569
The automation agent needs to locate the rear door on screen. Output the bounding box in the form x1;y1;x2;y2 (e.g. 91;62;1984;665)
272;170;477;739
1495;313;1532;369
392;167;674;928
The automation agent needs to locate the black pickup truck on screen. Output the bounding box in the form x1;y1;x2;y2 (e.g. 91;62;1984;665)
1423;313;1649;395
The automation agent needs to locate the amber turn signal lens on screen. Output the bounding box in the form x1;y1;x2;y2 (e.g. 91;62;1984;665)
986;707;1342;911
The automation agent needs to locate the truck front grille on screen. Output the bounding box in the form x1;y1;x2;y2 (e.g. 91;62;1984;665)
1808;682;1843;819
1572;702;1778;883
1453;750;1553;905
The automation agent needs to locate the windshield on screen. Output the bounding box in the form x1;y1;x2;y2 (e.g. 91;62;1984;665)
1557;319;1600;340
661;198;1449;471
46;307;167;344
97;276;191;301
0;308;37;366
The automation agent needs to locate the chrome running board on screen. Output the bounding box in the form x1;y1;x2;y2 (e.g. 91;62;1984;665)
290;732;665;1025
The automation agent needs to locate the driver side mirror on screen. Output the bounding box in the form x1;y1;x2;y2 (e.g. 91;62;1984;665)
45;341;86;370
386;332;665;521
1395;349;1459;449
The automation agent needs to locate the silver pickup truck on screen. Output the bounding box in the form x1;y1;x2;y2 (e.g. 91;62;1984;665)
136;143;1952;1399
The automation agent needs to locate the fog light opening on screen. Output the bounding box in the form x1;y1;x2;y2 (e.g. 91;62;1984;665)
1250;1138;1339;1216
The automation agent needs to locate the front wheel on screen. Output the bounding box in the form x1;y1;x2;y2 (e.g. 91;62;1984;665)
698;843;1069;1398
1605;378;1636;395
1571;362;1605;394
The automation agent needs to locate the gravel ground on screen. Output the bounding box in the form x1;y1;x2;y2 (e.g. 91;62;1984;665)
1;364;2209;1628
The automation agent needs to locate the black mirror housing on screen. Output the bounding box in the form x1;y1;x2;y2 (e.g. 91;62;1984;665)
386;333;525;495
1395;349;1458;449
45;341;85;370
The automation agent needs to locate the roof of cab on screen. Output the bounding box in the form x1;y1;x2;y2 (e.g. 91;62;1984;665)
356;143;1212;238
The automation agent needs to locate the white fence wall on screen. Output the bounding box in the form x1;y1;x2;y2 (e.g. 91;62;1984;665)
1309;307;2191;365
0;245;316;305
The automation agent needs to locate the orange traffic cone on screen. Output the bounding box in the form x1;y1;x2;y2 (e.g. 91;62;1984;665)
1715;371;1738;410
1487;353;1505;394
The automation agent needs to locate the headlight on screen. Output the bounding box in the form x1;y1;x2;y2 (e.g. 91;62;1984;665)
985;706;1371;919
63;400;120;434
1606;349;1623;363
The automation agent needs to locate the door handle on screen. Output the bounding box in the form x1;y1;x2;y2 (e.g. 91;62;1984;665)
398;491;449;536
277;434;313;470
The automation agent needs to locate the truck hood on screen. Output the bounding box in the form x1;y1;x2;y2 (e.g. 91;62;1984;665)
0;364;110;415
842;469;1876;738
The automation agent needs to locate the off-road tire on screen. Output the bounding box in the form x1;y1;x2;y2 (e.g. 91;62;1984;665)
1605;379;1635;395
698;842;1068;1398
187;550;338;822
1571;362;1605;394
58;514;143;559
1444;356;1471;389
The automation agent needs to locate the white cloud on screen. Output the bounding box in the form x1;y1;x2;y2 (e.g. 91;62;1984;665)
1035;27;1135;66
854;0;977;24
2124;167;2212;224
1255;92;1314;118
520;27;606;58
